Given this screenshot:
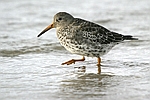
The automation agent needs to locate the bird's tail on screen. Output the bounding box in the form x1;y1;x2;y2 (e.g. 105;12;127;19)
123;35;138;40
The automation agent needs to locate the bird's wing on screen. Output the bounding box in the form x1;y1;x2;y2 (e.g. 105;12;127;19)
72;18;124;44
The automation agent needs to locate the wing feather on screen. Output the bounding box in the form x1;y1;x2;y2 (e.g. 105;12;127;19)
71;18;125;45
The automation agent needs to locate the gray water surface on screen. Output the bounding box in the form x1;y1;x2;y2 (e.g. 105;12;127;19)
0;0;150;100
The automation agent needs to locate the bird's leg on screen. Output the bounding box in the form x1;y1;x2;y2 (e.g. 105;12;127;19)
97;57;101;74
61;56;85;65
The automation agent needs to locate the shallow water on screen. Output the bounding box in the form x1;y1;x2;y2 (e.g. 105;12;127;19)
0;0;150;100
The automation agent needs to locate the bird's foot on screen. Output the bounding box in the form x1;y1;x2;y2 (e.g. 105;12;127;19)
97;57;101;74
61;59;76;65
61;57;85;65
97;64;101;74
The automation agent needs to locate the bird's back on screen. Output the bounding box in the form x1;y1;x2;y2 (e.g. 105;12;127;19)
56;17;137;57
70;18;137;44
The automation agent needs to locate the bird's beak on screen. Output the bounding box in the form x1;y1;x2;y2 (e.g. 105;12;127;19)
37;23;54;37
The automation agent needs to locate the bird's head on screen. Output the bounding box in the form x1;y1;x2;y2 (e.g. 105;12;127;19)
37;12;74;37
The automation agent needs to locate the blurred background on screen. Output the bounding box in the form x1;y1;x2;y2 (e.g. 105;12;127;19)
0;0;150;100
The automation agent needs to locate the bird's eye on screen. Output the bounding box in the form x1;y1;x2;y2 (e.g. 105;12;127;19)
58;18;62;20
56;17;62;22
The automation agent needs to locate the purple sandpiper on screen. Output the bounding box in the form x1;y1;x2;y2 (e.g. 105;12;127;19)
37;12;138;74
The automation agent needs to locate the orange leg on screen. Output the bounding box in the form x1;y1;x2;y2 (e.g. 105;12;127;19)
61;56;85;65
97;57;101;74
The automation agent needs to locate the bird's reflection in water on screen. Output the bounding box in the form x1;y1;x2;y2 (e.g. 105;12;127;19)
59;68;114;99
73;64;101;74
74;66;86;73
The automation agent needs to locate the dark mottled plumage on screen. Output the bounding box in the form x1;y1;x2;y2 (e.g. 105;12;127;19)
53;13;137;57
37;12;138;73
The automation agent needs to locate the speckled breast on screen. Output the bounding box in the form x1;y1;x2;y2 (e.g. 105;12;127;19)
56;27;115;57
56;27;83;54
